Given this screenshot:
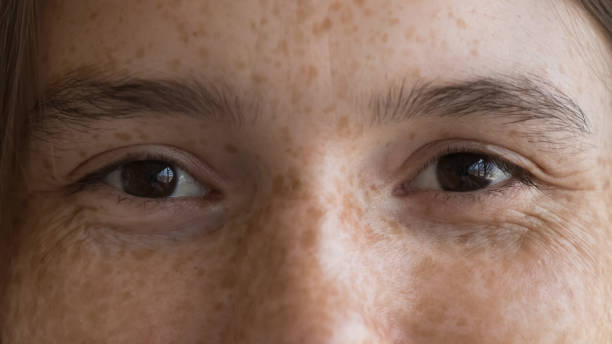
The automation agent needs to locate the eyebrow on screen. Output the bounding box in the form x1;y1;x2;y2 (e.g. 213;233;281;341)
39;71;259;130
369;75;590;139
38;71;590;142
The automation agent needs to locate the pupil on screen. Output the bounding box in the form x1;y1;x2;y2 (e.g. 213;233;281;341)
120;161;178;198
436;153;496;192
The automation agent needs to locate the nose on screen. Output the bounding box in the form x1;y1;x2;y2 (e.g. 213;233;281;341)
222;170;391;343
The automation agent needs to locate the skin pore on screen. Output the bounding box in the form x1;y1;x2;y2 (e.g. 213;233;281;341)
2;0;612;342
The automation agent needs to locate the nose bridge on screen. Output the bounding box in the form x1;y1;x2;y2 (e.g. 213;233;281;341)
226;165;385;343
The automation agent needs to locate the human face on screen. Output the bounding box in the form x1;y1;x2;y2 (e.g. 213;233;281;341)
3;0;612;342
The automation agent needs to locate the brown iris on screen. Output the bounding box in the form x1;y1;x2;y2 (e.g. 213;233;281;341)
436;153;503;192
120;161;178;198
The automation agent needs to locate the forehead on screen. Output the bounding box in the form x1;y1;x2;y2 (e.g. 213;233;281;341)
40;0;598;112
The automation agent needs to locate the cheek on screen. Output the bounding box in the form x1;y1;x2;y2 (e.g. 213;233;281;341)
2;204;237;343
3;191;607;343
386;250;590;342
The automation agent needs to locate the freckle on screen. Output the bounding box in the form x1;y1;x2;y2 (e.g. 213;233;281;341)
121;290;134;302
381;33;389;43
336;116;350;137
389;17;400;25
235;61;246;70
470;48;479;56
88;11;99;20
139;132;149;140
353;0;365;7
313;17;333;36
251;73;267;84
290;174;302;192
303;64;318;82
276;39;288;55
456;18;468;29
214;301;224;311
558;64;565;75
457;233;470;245
168;58;182;71
405;26;415;40
329;1;342;11
68;45;76;53
135;47;145;59
224;143;238;154
323;105;336;114
114;132;131;141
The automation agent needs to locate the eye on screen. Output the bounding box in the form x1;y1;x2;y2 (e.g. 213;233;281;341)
104;160;211;198
410;152;523;192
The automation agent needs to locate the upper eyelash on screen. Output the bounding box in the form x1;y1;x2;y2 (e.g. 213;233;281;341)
407;145;539;196
71;152;188;194
72;146;538;205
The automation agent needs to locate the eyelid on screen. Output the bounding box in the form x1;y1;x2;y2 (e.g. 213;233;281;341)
393;139;544;196
69;144;228;193
399;139;546;179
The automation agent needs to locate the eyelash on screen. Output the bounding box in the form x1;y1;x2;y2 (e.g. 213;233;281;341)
72;145;539;207
404;144;538;200
72;152;199;207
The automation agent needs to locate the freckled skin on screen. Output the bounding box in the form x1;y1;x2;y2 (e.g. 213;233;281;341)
2;0;612;343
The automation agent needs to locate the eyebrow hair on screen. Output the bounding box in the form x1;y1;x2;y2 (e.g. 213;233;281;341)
369;74;590;139
38;71;590;145
38;71;259;132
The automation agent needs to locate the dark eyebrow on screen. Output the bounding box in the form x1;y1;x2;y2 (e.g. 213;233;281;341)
38;71;590;147
38;71;258;132
369;75;590;139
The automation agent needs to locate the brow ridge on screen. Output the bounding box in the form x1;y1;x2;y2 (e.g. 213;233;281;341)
370;75;590;137
39;71;257;129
